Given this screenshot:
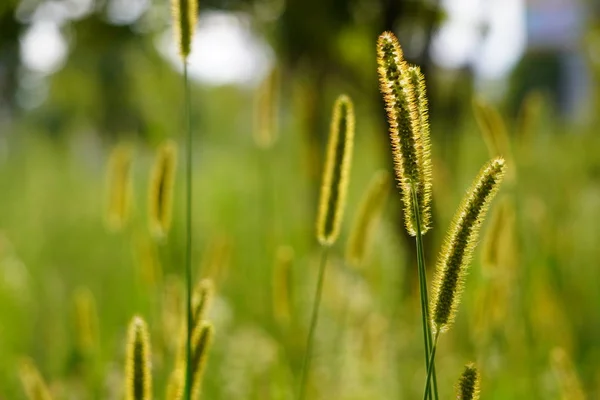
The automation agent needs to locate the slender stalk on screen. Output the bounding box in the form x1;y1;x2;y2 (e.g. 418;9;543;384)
423;331;440;400
412;185;439;400
183;62;193;400
298;247;330;400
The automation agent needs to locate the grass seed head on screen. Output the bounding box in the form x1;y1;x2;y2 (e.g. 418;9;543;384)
456;363;481;400
431;157;506;332
105;144;133;232
73;287;99;355
18;358;53;400
316;94;355;246
376;32;432;235
171;0;198;59
125;316;152;400
254;66;280;149
190;322;214;398
149;140;178;239
345;170;391;267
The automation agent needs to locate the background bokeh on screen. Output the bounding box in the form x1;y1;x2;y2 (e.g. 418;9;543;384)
1;0;600;398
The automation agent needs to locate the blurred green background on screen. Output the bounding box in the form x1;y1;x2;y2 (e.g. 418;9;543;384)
1;0;600;398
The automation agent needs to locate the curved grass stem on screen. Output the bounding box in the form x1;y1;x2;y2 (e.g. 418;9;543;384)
412;185;439;400
298;246;330;400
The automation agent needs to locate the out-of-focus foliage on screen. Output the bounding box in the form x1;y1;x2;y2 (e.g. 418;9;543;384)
1;0;600;399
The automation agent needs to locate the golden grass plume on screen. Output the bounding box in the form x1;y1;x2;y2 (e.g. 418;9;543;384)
456;363;481;400
105;144;133;231
551;347;586;400
254;66;280;149
345;170;391;267
18;357;53;400
316;94;355;246
376;31;432;235
148;140;178;239
430;157;506;332
272;245;294;326
171;0;198;59
73;287;99;355
125;316;152;400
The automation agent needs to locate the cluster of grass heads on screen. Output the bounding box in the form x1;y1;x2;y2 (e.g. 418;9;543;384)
2;4;600;400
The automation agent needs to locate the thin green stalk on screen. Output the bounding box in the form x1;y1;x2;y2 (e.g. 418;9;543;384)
183;62;193;400
412;185;439;400
423;330;440;400
298;246;330;400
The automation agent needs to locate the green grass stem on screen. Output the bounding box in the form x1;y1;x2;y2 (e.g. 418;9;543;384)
298;246;330;400
423;330;440;400
412;185;439;400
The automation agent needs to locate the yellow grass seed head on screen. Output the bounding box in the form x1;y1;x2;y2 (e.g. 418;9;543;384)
376;32;431;236
105;144;133;232
125;316;152;400
149;140;178;239
73;287;99;355
345;170;392;267
192;278;214;330
456;363;481;400
316;94;355;246
272;245;294;326
253;66;280;149
190;322;214;399
431;157;506;333
551;347;586;400
18;358;53;400
171;0;198;59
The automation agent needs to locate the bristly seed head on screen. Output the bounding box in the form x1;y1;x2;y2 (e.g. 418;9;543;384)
18;358;53;400
376;32;432;236
149;140;178;239
171;0;198;59
316;94;355;246
345;170;392;267
125;316;152;400
456;363;481;400
431;157;506;333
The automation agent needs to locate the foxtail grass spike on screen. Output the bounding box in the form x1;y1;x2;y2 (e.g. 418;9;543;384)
171;0;197;59
516;90;544;149
456;363;480;400
105;144;132;232
168;322;214;400
431;158;506;333
272;245;294;326
73;287;99;355
191;279;213;329
376;32;432;235
18;358;53;400
148;140;178;239
254;66;280;149
316;94;355;246
190;322;214;399
125;316;152;400
551;347;586;400
472;98;514;169
345;170;391;267
480;196;512;273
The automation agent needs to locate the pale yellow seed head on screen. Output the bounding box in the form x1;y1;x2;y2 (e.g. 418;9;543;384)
73;287;99;355
18;358;53;400
254;66;280;149
376;32;432;235
148;140;178;239
272;245;294;326
105;143;133;232
171;0;198;59
316;94;355;246
345;170;391;267
551;347;586;400
125;316;152;400
431;158;506;333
